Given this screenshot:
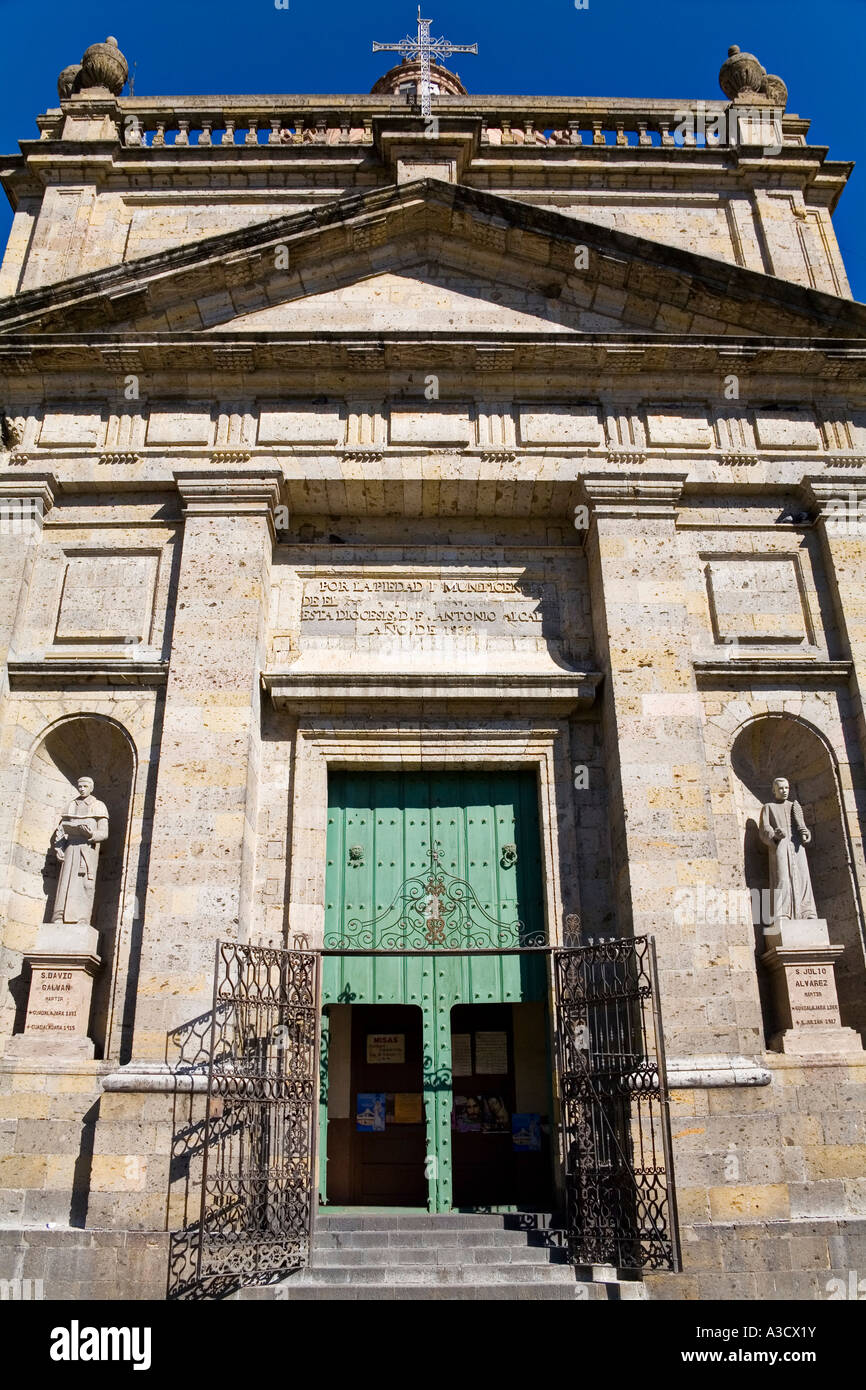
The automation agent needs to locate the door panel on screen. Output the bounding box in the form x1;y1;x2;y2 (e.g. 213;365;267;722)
322;771;548;1211
349;1005;426;1206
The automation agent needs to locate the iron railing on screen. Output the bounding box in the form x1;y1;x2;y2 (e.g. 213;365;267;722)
553;935;680;1271
197;942;320;1280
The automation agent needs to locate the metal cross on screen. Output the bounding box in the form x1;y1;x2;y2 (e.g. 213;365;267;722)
373;7;478;119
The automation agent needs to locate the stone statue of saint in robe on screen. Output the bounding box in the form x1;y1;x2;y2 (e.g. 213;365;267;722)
50;776;109;926
758;776;817;924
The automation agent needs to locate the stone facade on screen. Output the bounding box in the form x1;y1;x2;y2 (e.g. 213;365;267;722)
0;41;865;1300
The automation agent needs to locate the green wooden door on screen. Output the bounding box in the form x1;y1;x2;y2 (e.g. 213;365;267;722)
321;771;547;1211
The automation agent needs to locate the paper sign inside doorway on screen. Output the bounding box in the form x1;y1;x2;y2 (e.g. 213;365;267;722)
475;1031;508;1074
392;1093;423;1124
451;1033;472;1076
366;1033;405;1064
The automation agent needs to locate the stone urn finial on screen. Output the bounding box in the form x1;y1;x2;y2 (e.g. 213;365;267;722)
719;43;788;110
79;35;129;94
57;64;83;100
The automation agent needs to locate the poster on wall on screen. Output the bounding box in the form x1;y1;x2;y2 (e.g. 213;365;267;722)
452;1096;483;1132
512;1113;542;1152
392;1093;423;1124
451;1033;472;1076
356;1093;386;1132
481;1096;510;1133
475;1031;508;1074
366;1033;405;1064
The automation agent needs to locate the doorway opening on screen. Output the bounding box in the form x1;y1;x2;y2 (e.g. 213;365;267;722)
324;1003;427;1207
450;1001;554;1209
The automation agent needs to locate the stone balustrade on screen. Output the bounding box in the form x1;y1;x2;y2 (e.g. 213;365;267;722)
33;95;807;150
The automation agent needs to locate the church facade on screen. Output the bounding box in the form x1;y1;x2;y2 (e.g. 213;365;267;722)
1;33;865;1301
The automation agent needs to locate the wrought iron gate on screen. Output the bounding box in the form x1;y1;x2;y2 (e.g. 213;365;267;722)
197;942;319;1280
197;935;678;1280
553;936;680;1272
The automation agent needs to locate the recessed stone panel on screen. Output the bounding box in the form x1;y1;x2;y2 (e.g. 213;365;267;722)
257;405;343;445
753;410;820;449
705;555;810;644
145;409;212;446
272;551;591;673
517;405;601;447
646;408;712;448
38;410;103;448
55;552;158;644
389;406;472;446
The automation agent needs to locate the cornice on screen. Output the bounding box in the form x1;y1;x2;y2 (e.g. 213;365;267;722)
6;657;168;688
802;473;866;510
262;669;603;711
174;468;286;537
579;471;687;519
0;334;864;384
0;472;56;511
693;657;852;685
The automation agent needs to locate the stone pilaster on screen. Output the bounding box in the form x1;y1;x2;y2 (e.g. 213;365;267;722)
130;471;283;1060
579;473;727;1055
803;475;866;761
0;474;55;682
0;475;56;980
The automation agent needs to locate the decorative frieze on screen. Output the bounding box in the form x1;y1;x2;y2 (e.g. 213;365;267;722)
98;452;141;466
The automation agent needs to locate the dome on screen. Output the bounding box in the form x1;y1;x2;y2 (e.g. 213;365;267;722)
371;58;468;99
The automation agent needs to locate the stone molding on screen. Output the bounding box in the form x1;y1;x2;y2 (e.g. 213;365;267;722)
174;469;286;538
693;657;853;684
802;474;866;513
579;471;688;521
101;1061;209;1094
0;472;56;517
667;1055;772;1088
262;669;602;712
6;658;168;689
3;342;864;386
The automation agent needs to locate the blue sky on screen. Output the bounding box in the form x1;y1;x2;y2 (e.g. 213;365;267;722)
0;0;864;298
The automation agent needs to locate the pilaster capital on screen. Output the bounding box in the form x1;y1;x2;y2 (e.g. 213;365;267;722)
173;469;286;538
578;471;688;522
802;472;866;515
0;472;56;531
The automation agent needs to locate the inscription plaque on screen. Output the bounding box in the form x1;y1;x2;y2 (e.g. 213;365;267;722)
788;964;840;1028
24;965;92;1038
299;575;560;643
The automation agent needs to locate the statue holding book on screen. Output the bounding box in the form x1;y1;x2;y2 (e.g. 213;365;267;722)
50;776;109;927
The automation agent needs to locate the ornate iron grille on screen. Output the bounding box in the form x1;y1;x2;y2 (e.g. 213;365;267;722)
553;936;680;1272
324;841;544;950
197;942;319;1280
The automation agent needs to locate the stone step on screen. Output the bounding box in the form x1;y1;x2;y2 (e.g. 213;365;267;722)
315;1215;562;1234
268;1263;577;1285
313;1228;567;1250
311;1244;570;1267
237;1281;608;1301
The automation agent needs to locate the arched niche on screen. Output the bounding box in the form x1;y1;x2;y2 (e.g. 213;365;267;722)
9;715;136;1056
731;714;866;1038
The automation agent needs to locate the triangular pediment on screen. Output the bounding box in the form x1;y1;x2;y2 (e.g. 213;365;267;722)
1;179;865;340
210;265;587;334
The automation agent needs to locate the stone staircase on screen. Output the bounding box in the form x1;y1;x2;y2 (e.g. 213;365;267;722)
234;1212;648;1300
